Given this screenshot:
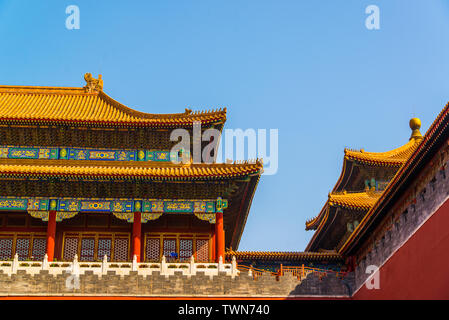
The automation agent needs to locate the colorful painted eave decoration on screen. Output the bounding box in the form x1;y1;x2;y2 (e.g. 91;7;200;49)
0;146;189;163
0;197;227;224
0;197;226;213
28;210;78;222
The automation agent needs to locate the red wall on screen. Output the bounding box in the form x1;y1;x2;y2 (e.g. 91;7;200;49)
353;198;449;299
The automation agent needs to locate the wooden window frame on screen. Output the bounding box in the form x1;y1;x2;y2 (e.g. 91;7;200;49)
0;232;46;260
143;232;211;262
61;231;130;262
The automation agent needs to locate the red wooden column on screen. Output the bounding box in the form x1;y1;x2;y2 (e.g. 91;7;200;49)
46;210;57;262
215;211;225;262
210;224;216;262
132;212;142;262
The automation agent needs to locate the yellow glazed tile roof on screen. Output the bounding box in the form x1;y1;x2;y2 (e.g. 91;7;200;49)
305;212;324;230
344;138;421;167
338;116;448;254
226;250;342;261
305;129;423;231
0;85;226;127
305;119;424;251
305;190;381;230
0;159;263;180
327;190;382;210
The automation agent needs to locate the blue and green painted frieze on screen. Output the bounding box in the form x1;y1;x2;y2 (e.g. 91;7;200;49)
0;146;190;162
0;197;227;214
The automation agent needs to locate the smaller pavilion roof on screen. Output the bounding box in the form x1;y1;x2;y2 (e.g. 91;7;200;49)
339;109;449;255
328;190;382;210
226;250;343;262
306;190;381;230
306;118;424;232
344;138;421;167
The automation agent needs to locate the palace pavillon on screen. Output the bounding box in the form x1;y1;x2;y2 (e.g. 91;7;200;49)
227;117;426;272
304;118;423;254
1;74;449;298
0;74;263;264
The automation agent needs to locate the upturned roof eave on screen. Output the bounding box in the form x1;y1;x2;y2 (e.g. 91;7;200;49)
339;105;449;256
0;85;227;127
0;158;263;180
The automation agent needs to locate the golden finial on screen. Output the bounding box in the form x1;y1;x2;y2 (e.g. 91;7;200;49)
409;117;422;140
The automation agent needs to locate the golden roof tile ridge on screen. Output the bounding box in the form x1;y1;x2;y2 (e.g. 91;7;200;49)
0;76;227;124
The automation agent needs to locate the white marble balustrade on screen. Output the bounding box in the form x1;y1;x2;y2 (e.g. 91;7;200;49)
0;254;239;278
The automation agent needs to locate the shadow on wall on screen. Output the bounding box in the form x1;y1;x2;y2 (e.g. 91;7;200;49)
288;272;355;297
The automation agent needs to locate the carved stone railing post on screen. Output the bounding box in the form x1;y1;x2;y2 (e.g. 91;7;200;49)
161;256;167;275
11;253;18;274
231;256;237;276
72;254;80;276
218;256;224;273
190;256;195;276
248;267;253;277
102;255;108;275
132;254;138;271
42;254;49;271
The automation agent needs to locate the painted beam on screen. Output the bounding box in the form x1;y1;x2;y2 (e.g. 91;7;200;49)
0;197;227;214
0;146;190;162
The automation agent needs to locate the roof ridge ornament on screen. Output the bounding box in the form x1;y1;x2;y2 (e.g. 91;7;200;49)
83;73;103;93
409;117;423;140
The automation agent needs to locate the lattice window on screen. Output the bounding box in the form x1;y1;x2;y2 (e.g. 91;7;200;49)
196;239;209;262
114;238;128;261
31;238;46;261
0;238;13;260
179;239;193;261
15;238;30;261
98;238;112;261
146;238;160;262
80;238;95;261
163;239;177;261
63;237;79;261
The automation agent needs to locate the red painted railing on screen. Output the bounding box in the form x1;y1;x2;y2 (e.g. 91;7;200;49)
237;263;347;281
236;264;278;279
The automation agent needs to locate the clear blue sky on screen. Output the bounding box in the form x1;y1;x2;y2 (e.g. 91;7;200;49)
1;0;448;251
